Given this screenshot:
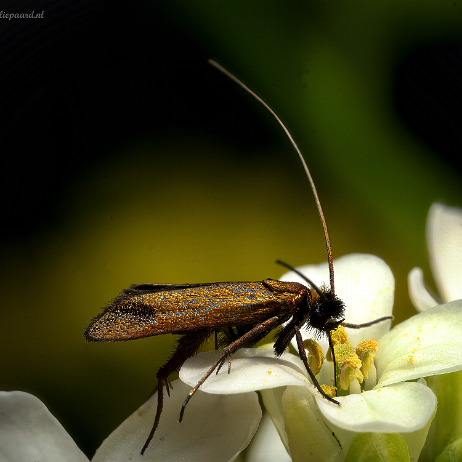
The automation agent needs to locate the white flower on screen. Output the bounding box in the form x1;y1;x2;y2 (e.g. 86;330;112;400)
407;202;462;460
181;254;462;461
4;252;462;461
0;385;261;462
0;391;89;462
409;202;462;311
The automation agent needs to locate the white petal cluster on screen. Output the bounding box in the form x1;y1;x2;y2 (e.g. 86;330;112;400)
409;202;462;310
3;251;462;461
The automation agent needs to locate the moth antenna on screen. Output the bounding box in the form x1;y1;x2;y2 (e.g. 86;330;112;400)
276;259;327;301
208;59;335;294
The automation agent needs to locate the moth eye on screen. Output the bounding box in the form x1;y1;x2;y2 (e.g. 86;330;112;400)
309;309;326;330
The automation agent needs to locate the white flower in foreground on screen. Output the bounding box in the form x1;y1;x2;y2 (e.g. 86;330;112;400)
5;251;462;461
408;202;462;461
0;391;89;462
409;202;462;311
181;254;462;461
0;384;261;462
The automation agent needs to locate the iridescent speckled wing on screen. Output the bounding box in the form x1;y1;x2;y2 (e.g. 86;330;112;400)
84;280;303;342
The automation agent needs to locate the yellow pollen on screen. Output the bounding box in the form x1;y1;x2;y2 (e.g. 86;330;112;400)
355;339;378;357
338;352;362;370
303;338;325;376
320;384;337;398
328;326;352;362
318;326;382;395
330;325;349;346
338;352;363;391
332;343;355;363
355;339;378;380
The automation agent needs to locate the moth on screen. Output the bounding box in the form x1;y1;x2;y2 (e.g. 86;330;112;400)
84;60;390;455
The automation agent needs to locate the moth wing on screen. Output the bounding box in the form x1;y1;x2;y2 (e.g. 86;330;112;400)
84;281;287;342
120;282;217;295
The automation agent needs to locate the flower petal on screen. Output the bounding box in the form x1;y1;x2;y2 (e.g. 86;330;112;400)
408;267;439;312
376;300;462;387
0;391;89;462
260;387;289;450
400;381;436;462
93;379;261;462
344;433;410;462
317;382;436;433
180;349;314;393
427;202;462;303
424;371;462;460
244;411;291;462
282;385;344;462
280;254;394;347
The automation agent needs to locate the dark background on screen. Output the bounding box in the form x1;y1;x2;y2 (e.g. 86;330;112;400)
1;0;462;457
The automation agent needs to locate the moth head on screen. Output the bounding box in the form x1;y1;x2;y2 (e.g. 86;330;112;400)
309;289;345;334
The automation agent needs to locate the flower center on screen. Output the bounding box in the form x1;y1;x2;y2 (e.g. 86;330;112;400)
306;326;378;397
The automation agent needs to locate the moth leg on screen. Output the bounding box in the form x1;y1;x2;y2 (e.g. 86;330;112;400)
141;379;165;455
294;326;340;406
141;329;211;455
179;315;281;422
165;377;173;396
215;322;280;375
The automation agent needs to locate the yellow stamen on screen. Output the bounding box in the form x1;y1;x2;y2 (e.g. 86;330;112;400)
355;339;378;357
327;326;353;363
307;325;381;396
330;325;349;346
338;352;363;391
303;338;325;376
355;339;378;381
333;343;355;363
320;384;337;398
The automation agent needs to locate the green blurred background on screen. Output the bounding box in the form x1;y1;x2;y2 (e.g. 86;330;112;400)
1;1;462;457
